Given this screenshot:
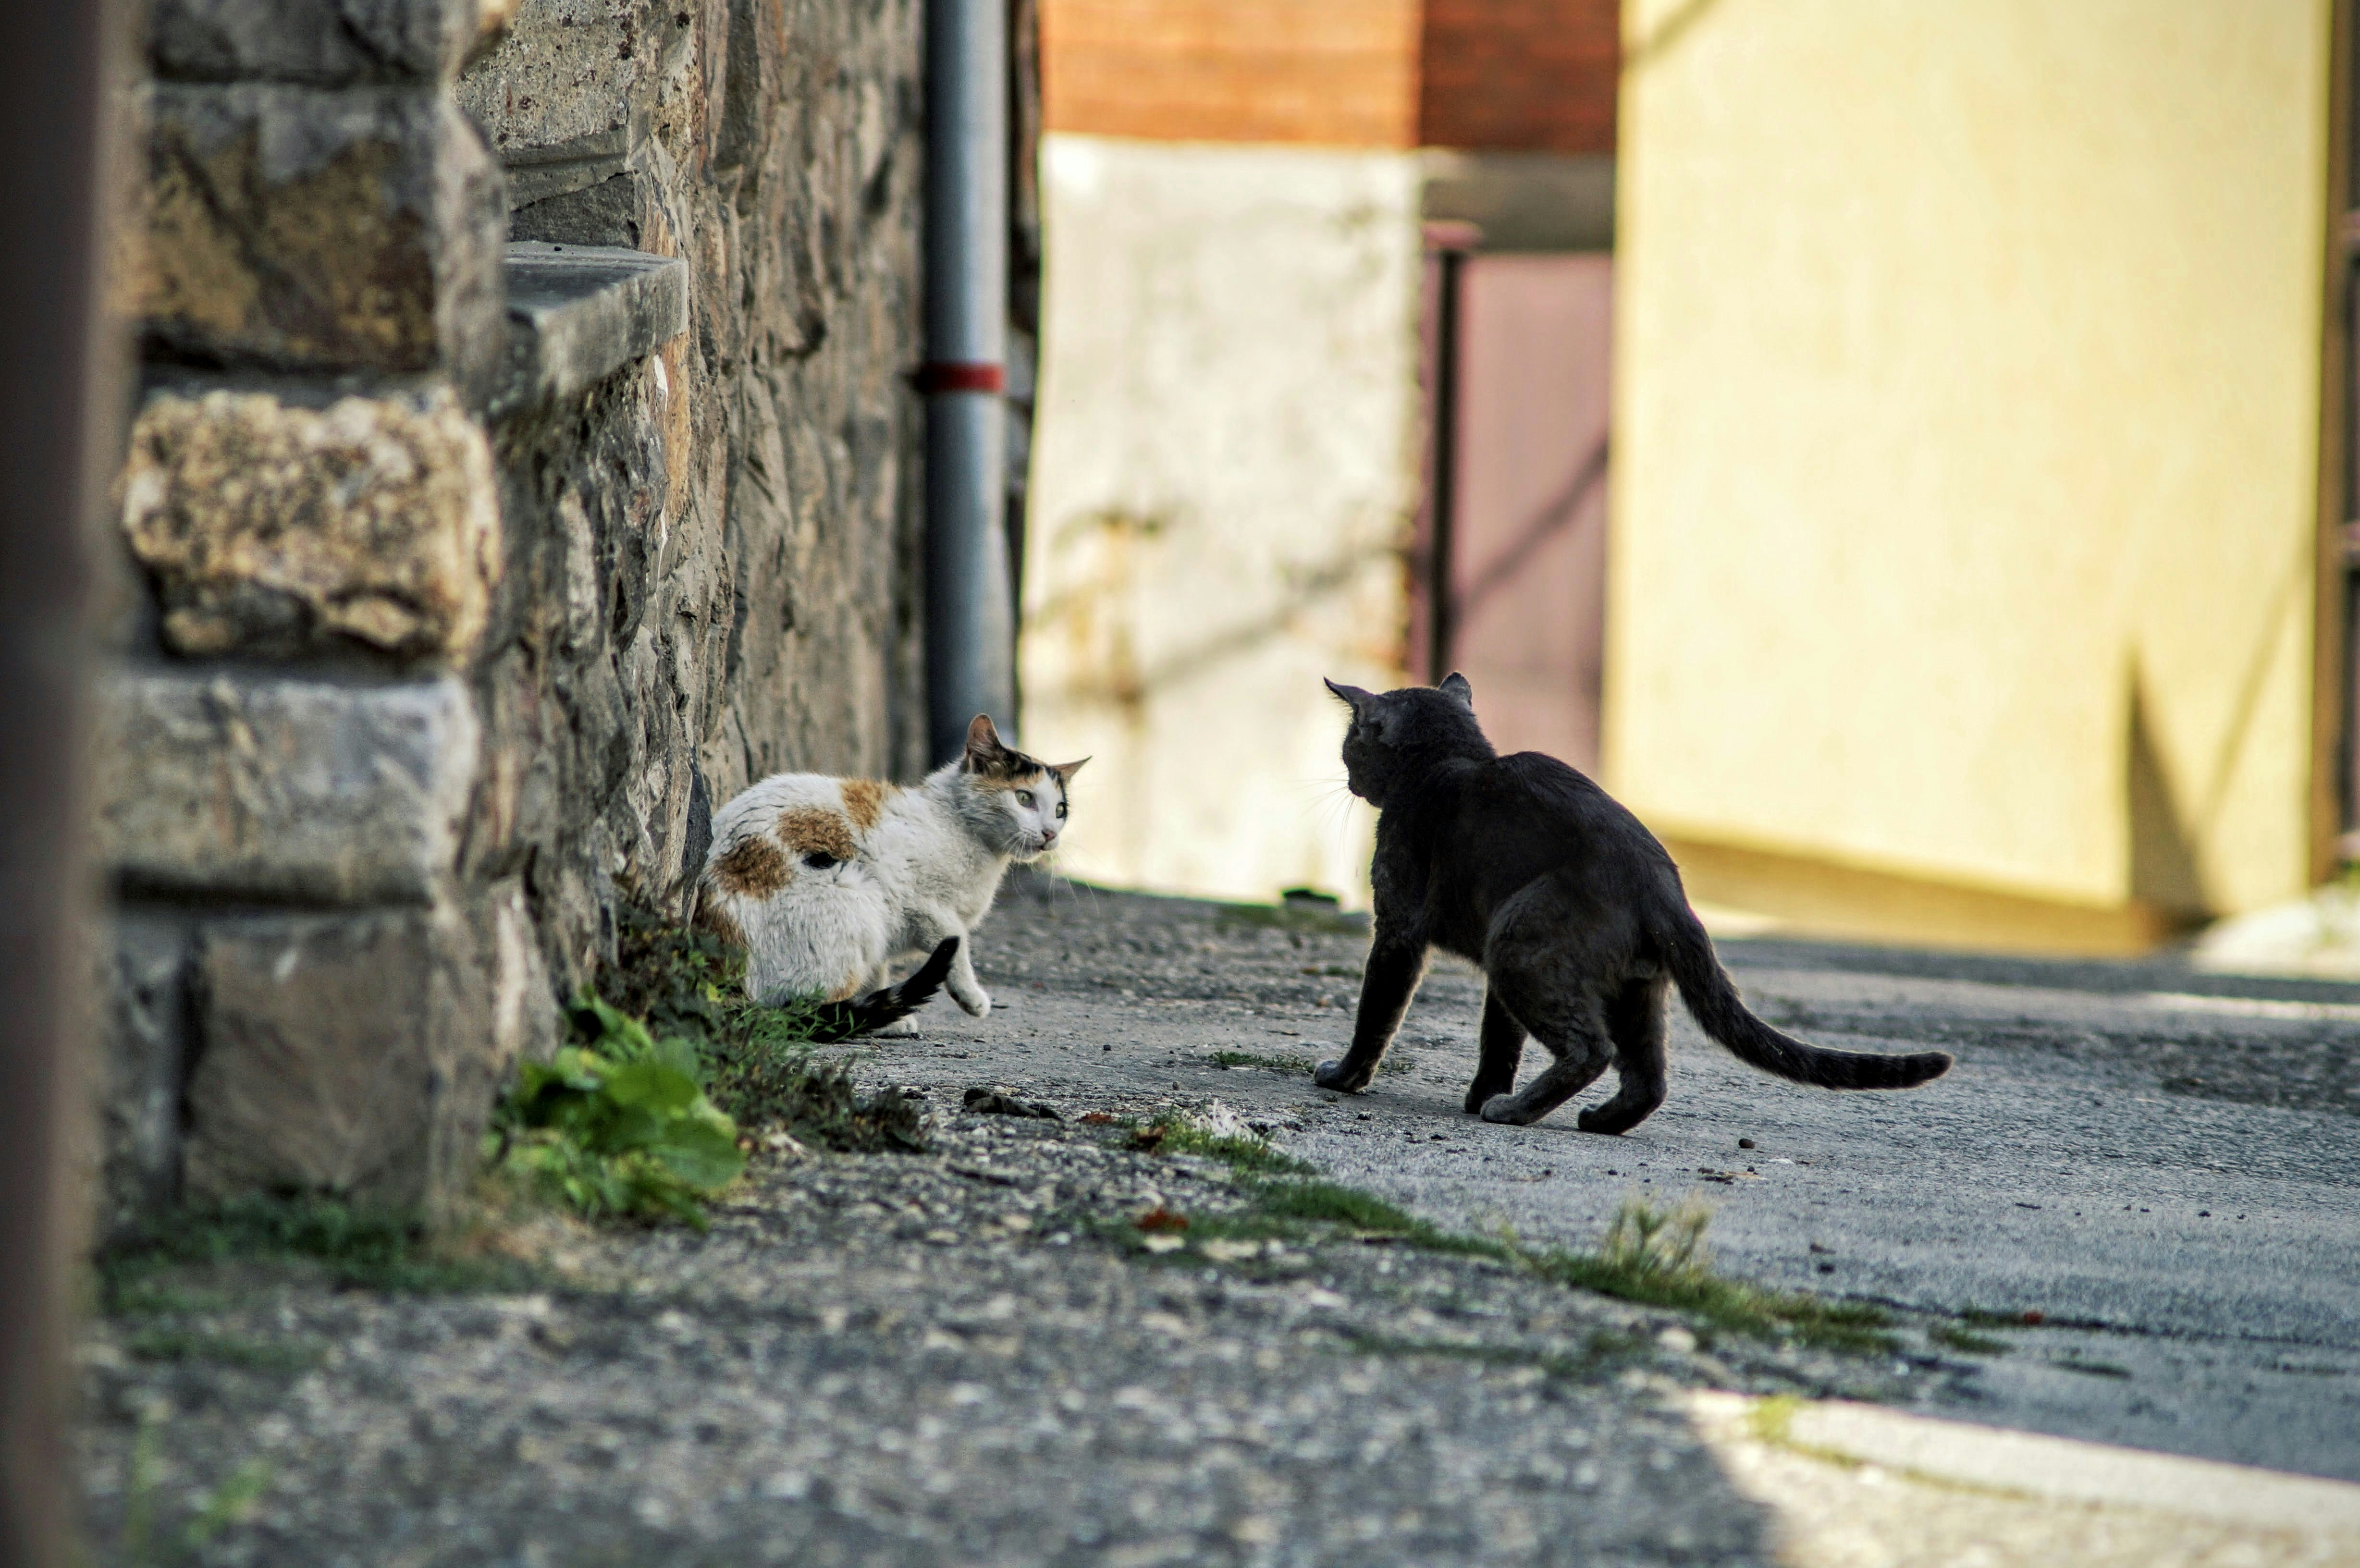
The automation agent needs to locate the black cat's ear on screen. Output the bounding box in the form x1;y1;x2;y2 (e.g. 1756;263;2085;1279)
1323;677;1374;711
1439;672;1475;709
963;713;1008;771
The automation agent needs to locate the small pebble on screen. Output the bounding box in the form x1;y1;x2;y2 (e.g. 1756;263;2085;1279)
1737;1138;1756;1150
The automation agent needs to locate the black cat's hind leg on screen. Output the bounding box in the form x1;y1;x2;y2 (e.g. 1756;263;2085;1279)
1474;976;1614;1127
1464;989;1527;1114
1577;976;1670;1135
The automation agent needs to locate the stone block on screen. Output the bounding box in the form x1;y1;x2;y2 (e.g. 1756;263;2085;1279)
492;242;688;418
135;83;504;383
97;915;192;1235
118;386;501;661
149;0;516;86
184;882;552;1212
455;0;689;205
94;669;479;904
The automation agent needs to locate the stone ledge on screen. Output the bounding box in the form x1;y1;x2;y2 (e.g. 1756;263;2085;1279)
94;669;479;906
492;241;688;419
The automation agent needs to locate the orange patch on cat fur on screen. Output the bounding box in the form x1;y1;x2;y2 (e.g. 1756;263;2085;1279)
774;806;858;862
826;972;865;1003
839;778;894;831
712;836;792;897
694;898;748;950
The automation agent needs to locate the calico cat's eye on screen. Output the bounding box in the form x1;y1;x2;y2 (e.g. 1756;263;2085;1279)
803;851;838;870
1015;790;1035;809
1056;801;1068;819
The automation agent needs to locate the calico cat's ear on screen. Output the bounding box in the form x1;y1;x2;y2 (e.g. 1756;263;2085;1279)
1049;757;1090;784
1438;671;1475;709
1323;677;1374;711
963;713;1009;770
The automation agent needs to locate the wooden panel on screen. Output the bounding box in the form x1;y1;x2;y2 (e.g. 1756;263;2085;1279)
1042;0;1420;147
1444;254;1612;772
1420;0;1619;153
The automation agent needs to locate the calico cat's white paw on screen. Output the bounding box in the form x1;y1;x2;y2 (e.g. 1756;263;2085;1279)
953;989;991;1018
871;1016;922;1037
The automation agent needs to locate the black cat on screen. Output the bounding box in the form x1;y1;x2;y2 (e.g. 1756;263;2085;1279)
1312;674;1951;1133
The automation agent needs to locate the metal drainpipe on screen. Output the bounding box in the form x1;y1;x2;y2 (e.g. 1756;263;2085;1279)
922;0;1015;765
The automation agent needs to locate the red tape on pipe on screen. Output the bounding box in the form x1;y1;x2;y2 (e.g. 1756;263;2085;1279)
910;361;1005;395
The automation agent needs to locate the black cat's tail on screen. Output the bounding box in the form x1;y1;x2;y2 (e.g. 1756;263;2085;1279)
801;938;960;1043
1655;912;1951;1090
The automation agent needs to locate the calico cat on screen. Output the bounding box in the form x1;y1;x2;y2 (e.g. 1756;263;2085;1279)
1312;674;1950;1132
696;715;1084;1031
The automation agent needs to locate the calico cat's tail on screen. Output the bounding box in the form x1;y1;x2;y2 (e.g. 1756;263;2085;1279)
1656;912;1952;1090
802;938;961;1042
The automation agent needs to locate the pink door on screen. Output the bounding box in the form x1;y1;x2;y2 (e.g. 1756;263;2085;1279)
1420;252;1613;773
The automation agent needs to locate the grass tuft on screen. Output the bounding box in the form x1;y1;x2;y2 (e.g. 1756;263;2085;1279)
1522;1200;1896;1354
124;1329;320;1373
605;906;927;1152
1114;1128;1898;1354
1131;1112;1318;1176
99;1196;534;1305
488;990;746;1227
1928;1322;2012;1356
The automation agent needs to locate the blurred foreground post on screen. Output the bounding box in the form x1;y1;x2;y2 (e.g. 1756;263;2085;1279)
0;1;120;1563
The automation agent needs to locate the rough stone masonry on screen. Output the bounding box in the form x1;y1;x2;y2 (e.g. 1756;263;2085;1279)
94;0;943;1227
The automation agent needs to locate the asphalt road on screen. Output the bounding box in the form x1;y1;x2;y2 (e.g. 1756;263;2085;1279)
907;872;2360;1484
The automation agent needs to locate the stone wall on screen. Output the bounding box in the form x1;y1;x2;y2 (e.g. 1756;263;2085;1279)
95;0;932;1229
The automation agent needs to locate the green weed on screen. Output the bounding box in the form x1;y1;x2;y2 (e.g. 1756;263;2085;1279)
1249;1179;1510;1259
489;908;942;1230
124;1329;320;1373
2053;1357;2132;1379
99;1196;533;1309
1133;1113;1319;1176
1928;1322;2012;1356
1522;1196;1895;1354
1111;1139;1896;1354
487;989;746;1227
602;906;927;1152
121;1406;271;1565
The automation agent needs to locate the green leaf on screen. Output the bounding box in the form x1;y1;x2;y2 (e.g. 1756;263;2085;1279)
650;1116;746;1189
602;1058;700;1115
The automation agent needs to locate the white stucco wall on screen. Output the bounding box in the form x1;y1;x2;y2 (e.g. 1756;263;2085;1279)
1020;134;1424;905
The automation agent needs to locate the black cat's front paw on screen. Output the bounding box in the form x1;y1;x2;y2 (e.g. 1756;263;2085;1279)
1478;1093;1525;1125
1463;1079;1512;1115
1312;1058;1367;1093
1574;1105;1631;1135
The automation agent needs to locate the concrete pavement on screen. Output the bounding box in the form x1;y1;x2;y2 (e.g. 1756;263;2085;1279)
920;873;2360;1484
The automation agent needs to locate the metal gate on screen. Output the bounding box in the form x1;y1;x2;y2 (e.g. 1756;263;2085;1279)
1415;242;1613;773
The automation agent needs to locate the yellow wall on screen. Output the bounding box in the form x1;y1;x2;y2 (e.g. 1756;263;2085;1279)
1610;0;2335;926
